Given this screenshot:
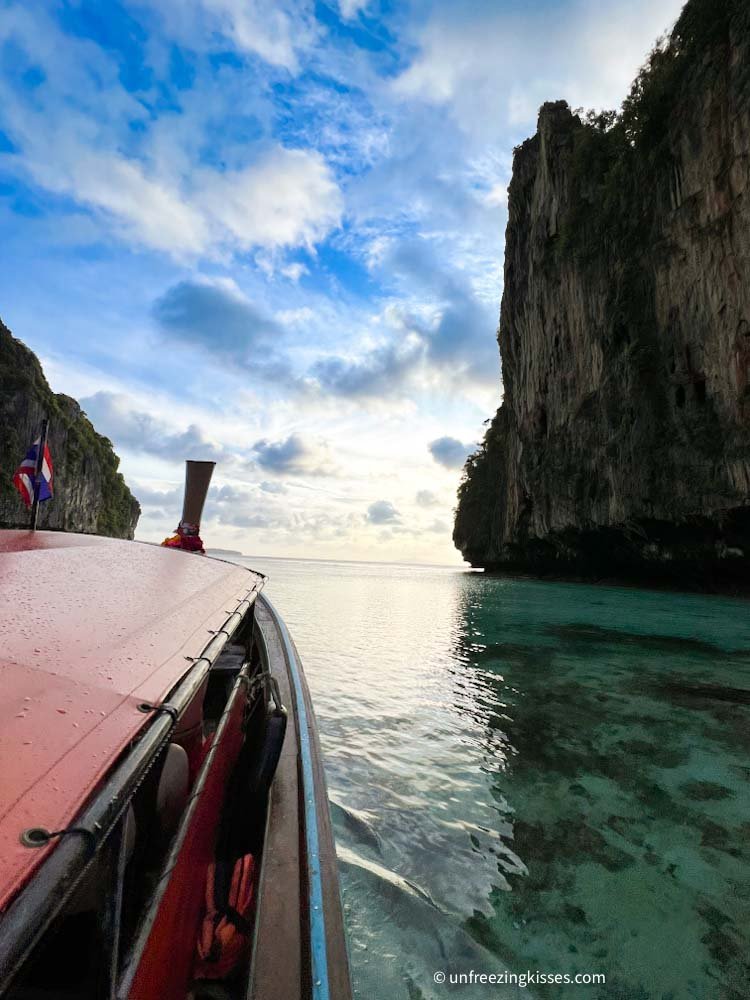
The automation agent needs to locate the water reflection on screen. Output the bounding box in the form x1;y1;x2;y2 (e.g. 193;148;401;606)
241;558;750;999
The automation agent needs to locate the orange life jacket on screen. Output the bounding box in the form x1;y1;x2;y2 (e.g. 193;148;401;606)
194;854;256;980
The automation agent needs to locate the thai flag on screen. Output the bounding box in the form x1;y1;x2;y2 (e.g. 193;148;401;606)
13;438;54;508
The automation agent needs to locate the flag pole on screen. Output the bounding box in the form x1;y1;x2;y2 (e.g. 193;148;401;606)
30;418;49;532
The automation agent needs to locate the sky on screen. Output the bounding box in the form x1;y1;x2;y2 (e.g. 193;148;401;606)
0;0;685;564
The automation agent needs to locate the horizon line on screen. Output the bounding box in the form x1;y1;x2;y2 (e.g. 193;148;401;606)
206;549;473;571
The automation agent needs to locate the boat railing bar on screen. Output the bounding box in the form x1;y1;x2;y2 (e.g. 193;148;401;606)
98;811;128;1000
245;610;290;999
0;584;262;996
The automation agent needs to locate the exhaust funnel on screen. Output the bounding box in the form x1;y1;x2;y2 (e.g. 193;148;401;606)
181;460;215;529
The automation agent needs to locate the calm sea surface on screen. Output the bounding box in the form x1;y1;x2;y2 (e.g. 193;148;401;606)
236;557;750;1000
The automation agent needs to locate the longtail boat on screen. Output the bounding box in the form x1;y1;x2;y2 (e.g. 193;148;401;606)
0;463;351;1000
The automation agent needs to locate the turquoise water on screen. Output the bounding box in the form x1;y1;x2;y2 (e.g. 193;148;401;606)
240;558;750;1000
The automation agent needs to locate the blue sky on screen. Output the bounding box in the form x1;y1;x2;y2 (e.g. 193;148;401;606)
0;0;684;563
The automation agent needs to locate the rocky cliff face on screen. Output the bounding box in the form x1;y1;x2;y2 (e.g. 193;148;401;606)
0;319;140;538
454;0;750;588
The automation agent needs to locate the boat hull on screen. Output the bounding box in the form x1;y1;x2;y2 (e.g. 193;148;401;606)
250;596;351;1000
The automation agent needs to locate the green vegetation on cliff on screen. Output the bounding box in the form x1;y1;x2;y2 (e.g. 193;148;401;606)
556;0;749;266
0;320;140;538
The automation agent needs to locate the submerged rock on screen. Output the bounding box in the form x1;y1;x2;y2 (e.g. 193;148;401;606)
454;0;750;590
0;317;140;538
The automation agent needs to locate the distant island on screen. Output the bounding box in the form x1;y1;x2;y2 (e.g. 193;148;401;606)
454;0;750;590
206;548;244;558
0;318;140;538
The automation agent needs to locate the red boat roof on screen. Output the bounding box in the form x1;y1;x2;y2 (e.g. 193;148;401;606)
0;530;262;911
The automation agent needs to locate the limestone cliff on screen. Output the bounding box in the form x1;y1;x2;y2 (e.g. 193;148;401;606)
0;319;140;538
454;0;750;588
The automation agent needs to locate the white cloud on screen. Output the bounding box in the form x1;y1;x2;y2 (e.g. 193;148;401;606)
33;149;209;254
147;0;317;73
427;519;449;534
198;0;306;70
0;7;341;259
260;480;288;494
338;0;369;21
80;391;230;462
429;436;475;470
251;433;337;476
12;135;340;258
366;500;400;525
281;262;310;283
484;183;507;208
416;489;439;507
276;306;314;326
394;0;685;136
198;148;342;253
